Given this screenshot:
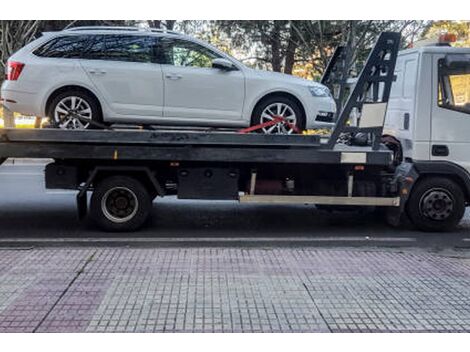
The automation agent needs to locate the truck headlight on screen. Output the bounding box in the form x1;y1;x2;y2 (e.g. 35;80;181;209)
308;85;331;97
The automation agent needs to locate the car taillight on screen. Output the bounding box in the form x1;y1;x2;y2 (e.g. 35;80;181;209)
5;61;25;81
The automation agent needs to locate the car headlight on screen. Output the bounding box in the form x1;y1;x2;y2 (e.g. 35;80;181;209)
308;85;331;97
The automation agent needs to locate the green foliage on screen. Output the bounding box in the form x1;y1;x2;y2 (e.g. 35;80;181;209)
423;21;470;47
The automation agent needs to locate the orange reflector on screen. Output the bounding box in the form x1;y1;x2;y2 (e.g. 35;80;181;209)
439;33;457;44
402;188;408;195
354;165;365;171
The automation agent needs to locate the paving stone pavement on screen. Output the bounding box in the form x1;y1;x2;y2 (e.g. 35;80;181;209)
0;246;469;333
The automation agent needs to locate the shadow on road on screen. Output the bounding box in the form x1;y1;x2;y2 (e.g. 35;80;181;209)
0;163;468;247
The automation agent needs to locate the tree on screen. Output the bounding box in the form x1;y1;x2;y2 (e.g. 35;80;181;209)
422;20;470;47
214;20;301;74
148;20;177;30
0;20;128;127
0;20;42;127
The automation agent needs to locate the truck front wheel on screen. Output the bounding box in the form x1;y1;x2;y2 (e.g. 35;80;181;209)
90;176;152;232
406;177;465;232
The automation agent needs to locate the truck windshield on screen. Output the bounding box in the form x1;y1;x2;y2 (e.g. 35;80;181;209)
438;57;470;114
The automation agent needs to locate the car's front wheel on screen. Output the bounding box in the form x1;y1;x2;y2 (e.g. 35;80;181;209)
406;177;465;232
49;90;102;130
251;96;305;134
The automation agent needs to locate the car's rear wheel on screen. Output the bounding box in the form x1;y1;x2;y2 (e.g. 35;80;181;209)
251;96;305;134
49;90;102;130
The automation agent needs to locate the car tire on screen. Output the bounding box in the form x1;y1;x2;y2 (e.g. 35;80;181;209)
251;96;305;134
90;176;152;232
48;90;102;130
406;177;465;232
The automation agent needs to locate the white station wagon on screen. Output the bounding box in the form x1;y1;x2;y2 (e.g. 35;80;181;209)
1;26;336;133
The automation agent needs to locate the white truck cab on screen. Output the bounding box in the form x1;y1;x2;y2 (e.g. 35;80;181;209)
384;44;470;173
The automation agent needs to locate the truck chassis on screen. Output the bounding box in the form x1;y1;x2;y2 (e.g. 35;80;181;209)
0;32;468;232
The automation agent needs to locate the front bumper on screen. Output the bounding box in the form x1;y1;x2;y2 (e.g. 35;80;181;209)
304;96;337;129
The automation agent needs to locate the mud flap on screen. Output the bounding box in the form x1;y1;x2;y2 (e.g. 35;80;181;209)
76;192;88;220
386;162;419;227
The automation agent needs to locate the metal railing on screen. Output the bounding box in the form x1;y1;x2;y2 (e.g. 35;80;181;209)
64;26;181;35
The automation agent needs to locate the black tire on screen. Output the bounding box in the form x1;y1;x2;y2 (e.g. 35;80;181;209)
48;90;102;129
90;176;152;232
406;177;465;232
251;95;305;133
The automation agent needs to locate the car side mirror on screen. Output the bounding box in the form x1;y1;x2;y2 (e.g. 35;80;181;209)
212;58;236;71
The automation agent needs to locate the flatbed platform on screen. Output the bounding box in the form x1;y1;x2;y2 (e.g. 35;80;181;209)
0;128;393;165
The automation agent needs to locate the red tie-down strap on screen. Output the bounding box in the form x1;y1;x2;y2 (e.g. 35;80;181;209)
238;116;301;134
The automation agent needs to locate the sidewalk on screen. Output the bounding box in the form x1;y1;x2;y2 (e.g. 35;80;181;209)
0;246;468;332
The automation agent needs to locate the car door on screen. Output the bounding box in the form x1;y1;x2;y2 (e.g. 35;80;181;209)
158;37;245;122
431;53;470;173
79;34;164;118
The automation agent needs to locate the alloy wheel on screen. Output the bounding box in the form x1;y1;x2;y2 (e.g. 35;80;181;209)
260;103;297;134
54;96;92;130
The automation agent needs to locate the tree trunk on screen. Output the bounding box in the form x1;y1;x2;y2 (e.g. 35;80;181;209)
270;22;282;72
284;22;297;75
34;117;42;129
150;20;162;29
2;105;15;128
337;21;357;111
166;21;176;30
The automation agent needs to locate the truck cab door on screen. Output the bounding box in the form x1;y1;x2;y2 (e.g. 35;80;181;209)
431;53;470;173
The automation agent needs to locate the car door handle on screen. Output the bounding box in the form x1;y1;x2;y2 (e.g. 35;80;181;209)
88;69;106;75
165;73;182;80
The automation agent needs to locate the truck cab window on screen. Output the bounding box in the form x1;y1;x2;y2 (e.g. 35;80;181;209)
438;57;470;114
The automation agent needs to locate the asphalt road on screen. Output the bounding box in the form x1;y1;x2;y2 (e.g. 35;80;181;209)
0;160;469;248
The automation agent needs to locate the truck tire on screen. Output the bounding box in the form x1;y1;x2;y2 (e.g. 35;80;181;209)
90;176;152;232
406;177;465;232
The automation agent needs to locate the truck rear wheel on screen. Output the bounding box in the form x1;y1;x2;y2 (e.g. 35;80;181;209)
90;176;152;232
406;177;465;232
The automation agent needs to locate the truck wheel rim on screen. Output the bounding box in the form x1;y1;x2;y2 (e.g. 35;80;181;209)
54;96;92;130
419;188;454;221
101;187;139;224
260;103;297;134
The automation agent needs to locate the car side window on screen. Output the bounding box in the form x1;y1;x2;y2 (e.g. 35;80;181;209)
157;38;221;68
33;36;91;58
438;57;470;115
84;35;158;63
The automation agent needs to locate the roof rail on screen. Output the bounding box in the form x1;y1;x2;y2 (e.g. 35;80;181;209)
64;26;181;35
65;26;141;32
148;28;181;35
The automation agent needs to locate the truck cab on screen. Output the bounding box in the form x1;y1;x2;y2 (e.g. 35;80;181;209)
384;43;470;173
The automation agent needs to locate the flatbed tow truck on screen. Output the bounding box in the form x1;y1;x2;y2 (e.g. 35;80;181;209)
1;32;469;232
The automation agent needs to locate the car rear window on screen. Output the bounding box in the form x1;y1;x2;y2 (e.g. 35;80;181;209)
34;34;158;63
33;35;91;58
84;35;157;63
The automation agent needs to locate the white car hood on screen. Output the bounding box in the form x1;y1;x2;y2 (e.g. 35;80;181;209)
249;68;325;88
